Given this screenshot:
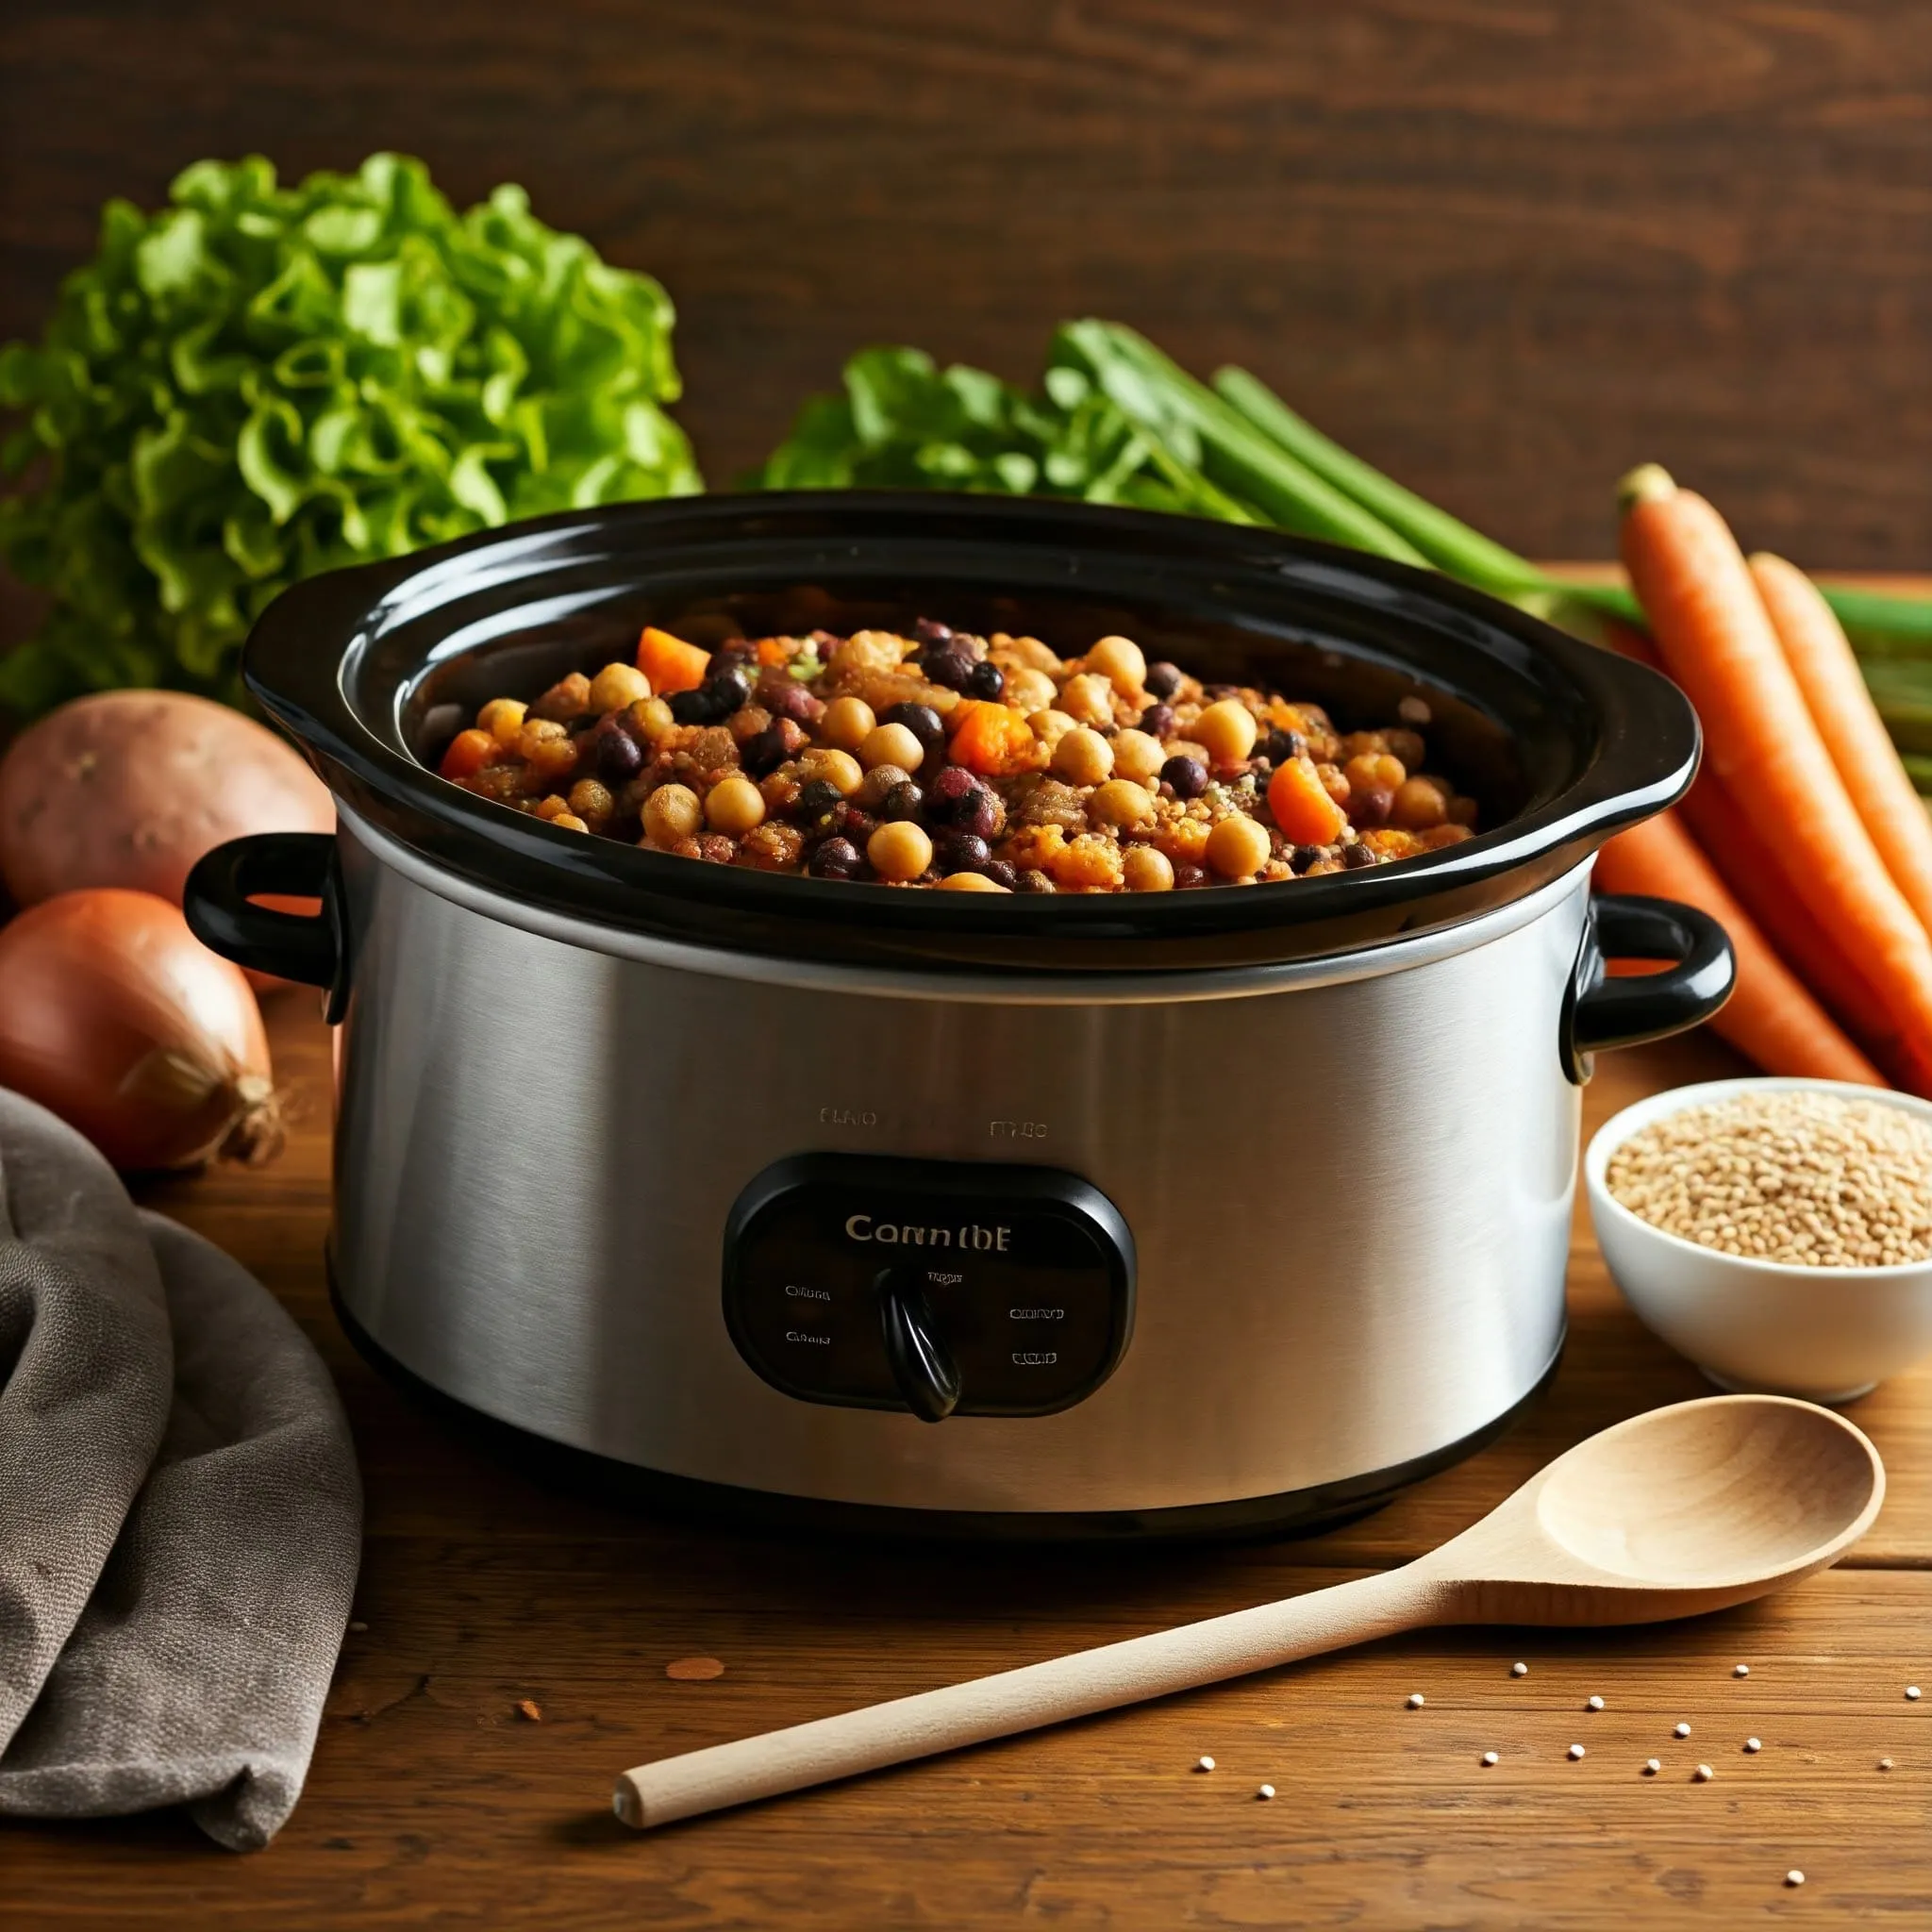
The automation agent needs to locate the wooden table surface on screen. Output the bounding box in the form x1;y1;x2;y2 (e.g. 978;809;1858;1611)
5;999;1930;1927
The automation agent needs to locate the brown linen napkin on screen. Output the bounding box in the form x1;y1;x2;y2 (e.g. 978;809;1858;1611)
0;1091;362;1850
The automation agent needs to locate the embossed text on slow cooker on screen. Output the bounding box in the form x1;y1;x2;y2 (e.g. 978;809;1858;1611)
844;1214;1011;1251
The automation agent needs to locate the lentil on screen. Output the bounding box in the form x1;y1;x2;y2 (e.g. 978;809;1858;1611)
442;623;1480;888
1744;1738;1762;1753
1568;1744;1586;1760
1643;1758;1661;1775
1511;1662;1529;1677
1606;1090;1932;1265
1694;1763;1714;1781
1194;1756;1216;1773
1406;1692;1425;1708
1480;1751;1499;1768
1256;1782;1276;1800
1674;1724;1691;1739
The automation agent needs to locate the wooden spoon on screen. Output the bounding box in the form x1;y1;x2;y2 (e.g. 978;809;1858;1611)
614;1394;1882;1830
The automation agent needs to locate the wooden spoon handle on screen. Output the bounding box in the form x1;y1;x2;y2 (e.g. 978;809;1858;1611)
614;1564;1448;1830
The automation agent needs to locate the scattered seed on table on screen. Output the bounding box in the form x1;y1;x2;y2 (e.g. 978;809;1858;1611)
1909;1687;1923;1701
1643;1759;1661;1775
1568;1744;1586;1760
1194;1756;1216;1774
348;1620;369;1634
1407;1692;1425;1708
1481;1752;1499;1768
1744;1738;1762;1754
1511;1661;1528;1677
1587;1695;1605;1711
1674;1723;1691;1739
1734;1663;1750;1677
516;1698;542;1723
1879;1757;1895;1772
666;1657;725;1682
1694;1764;1714;1782
1786;1872;1806;1889
1257;1783;1275;1800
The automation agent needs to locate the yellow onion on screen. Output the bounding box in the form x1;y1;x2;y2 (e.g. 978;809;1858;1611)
0;888;281;1171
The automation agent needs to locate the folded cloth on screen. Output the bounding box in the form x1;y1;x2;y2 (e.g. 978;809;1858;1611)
0;1091;361;1850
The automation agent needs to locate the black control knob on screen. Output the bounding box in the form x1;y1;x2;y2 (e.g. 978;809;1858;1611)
877;1271;962;1423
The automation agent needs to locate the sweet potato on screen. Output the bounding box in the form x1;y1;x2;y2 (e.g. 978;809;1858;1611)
0;691;333;989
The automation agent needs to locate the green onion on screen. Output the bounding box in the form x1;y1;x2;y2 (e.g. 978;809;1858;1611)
1055;322;1431;567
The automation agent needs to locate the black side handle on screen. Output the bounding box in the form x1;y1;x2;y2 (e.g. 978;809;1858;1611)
184;832;345;1015
1562;892;1736;1082
877;1274;962;1424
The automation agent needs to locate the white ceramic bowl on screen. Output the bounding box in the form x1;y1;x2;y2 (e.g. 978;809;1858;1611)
1586;1076;1932;1403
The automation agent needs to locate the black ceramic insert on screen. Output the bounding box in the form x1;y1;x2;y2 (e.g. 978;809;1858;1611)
241;491;1700;974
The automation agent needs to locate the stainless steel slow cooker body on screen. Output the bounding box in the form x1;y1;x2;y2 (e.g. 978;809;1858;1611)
188;494;1730;1538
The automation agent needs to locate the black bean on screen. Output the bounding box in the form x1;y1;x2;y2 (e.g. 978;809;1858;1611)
1161;754;1208;799
881;780;924;822
981;859;1019;891
921;644;976;691
834;804;879;844
808;837;865;880
933;829;991;875
913;617;954;648
1258;727;1305;766
1140;703;1176;739
737;724;788;777
793;777;844;824
596;732;644;784
1143;661;1182;700
964;659;1005;700
1290;844;1327;871
669;666;751;725
880;702;946;762
1173;861;1210;890
924;764;982;824
1342;842;1378;869
1014;868;1057;893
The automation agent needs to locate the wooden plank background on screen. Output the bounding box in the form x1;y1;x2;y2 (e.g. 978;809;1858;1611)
2;0;1929;573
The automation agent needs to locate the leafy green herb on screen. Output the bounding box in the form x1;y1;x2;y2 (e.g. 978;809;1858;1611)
0;153;699;716
745;343;1262;523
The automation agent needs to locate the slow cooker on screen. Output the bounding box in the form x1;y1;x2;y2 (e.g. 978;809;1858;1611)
186;493;1731;1539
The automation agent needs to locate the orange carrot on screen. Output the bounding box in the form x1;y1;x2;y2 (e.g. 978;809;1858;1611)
637;625;710;694
1618;466;1932;1090
1594;812;1883;1086
949;700;1035;775
1268;757;1349;845
439;728;497;780
1751;549;1932;936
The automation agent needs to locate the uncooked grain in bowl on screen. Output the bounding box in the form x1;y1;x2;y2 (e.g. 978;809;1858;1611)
1605;1090;1932;1267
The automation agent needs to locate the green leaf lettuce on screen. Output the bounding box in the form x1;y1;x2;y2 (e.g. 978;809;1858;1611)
0;153;700;715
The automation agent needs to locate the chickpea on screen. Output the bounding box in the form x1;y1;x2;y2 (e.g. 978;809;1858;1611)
1194;699;1258;767
1110;728;1165;785
859;721;925;772
868;820;933;882
478;697;527;746
1206;814;1272;880
568;777;616;829
1343;750;1407;792
820;694;877;752
1028;708;1079;750
588;662;651;713
1084;634;1147;694
643;782;703;847
800;747;864;796
1391;774;1448;830
938;870;1010;892
1052;726;1115;787
1089;778;1156;829
534;793;574;822
629;695;676;743
1003;667;1058;714
1448;794;1480;827
1058;673;1115;725
551;812;590;833
998;634;1063;673
1121;844;1175;892
705;773;767;835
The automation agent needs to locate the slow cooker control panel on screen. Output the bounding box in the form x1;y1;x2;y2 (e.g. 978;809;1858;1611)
722;1155;1135;1422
